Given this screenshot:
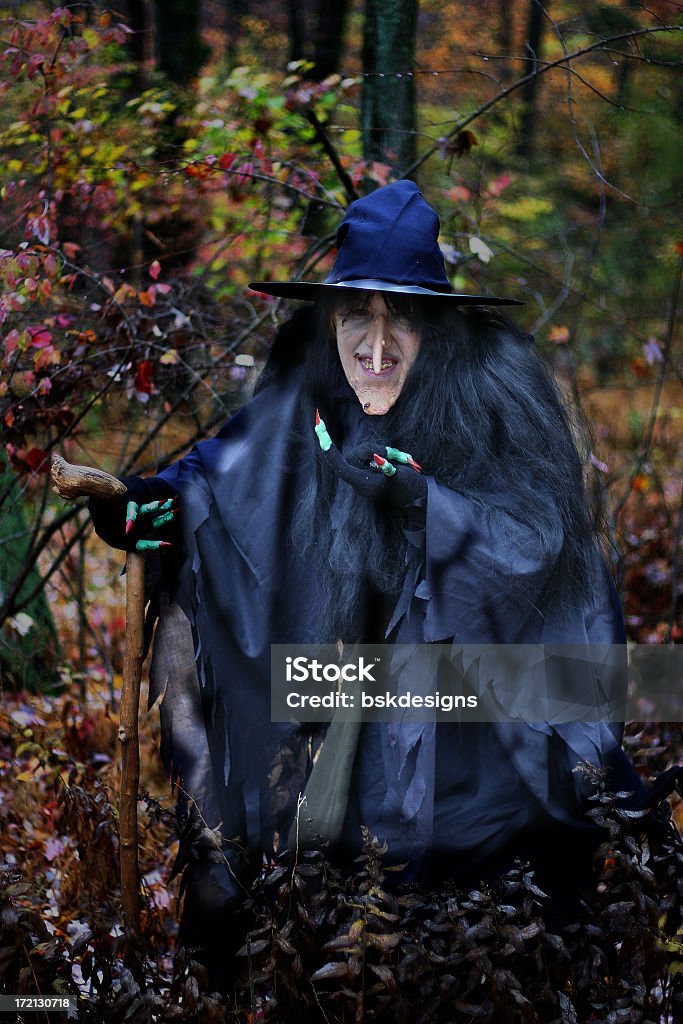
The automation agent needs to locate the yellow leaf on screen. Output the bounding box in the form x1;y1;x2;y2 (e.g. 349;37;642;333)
113;284;135;304
497;197;553;221
548;325;570;344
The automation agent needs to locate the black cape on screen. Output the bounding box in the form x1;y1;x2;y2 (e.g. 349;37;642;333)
144;364;641;887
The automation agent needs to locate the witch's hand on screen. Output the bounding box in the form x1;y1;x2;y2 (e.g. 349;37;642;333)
89;476;178;552
124;498;177;552
315;411;426;508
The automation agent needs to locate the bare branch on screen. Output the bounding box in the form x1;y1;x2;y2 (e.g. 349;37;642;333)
305;108;359;203
400;25;683;179
613;254;682;525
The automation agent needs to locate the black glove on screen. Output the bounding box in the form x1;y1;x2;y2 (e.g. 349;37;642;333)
89;475;178;552
315;414;426;508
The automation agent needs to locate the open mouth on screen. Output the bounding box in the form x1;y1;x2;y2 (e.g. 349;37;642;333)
357;355;398;376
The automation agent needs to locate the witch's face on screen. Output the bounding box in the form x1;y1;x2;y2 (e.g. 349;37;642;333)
334;292;421;415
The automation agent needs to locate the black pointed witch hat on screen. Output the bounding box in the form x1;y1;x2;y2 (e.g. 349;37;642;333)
250;179;522;306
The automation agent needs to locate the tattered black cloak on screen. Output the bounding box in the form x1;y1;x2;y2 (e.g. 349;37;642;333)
120;358;645;913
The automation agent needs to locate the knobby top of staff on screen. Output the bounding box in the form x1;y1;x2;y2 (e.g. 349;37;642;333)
51;452;127;502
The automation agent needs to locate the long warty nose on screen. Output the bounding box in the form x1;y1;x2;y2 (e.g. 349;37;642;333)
369;318;386;374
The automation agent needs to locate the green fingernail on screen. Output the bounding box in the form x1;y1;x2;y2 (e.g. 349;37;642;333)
135;539;169;551
139;499;168;514
126;500;138;524
380;461;396;477
315;414;332;452
385;446;413;465
152;511;174;529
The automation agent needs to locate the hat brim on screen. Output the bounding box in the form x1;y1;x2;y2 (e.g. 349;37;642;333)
248;279;524;306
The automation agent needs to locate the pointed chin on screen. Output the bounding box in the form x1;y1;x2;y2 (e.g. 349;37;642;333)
348;377;405;415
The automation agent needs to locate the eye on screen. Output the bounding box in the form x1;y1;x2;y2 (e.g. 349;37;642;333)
339;309;370;328
389;314;414;330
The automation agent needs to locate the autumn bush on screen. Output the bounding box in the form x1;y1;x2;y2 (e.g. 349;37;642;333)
1;3;681;686
1;720;682;1023
1;3;682;1022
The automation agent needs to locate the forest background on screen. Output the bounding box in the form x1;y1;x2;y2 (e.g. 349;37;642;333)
0;1;682;1021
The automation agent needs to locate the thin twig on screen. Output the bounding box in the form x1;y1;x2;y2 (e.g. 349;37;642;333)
399;25;683;179
613;254;682;525
304;108;359;203
668;482;683;644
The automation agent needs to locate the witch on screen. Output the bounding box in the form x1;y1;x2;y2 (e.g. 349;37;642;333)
90;179;655;973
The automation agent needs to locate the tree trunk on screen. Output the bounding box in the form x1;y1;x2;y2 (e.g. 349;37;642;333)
516;0;546;157
313;0;349;79
153;0;209;85
288;0;308;65
498;0;514;82
288;0;349;79
361;0;418;174
107;0;154;92
224;0;250;69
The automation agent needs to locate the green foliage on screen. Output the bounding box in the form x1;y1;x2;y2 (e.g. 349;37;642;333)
0;457;60;690
0;6;679;630
0;11;681;1022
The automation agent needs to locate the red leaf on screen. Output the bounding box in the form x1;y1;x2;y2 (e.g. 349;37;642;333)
137;287;156;307
4;329;20;356
134;359;154;394
234;161;254;187
26;54;44;81
43;253;59;278
488;174;512;197
631;356;649;379
27;327;53;348
26;448;49;473
9;50;23;76
186;162;210;179
219;153;236;170
149;260;161;281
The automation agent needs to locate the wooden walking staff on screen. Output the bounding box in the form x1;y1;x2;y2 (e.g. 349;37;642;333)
51;453;144;936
